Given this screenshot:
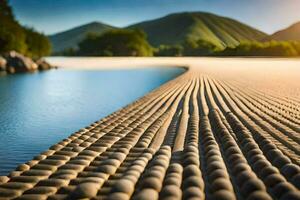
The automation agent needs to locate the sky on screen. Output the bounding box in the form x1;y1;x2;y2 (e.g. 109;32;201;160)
9;0;300;35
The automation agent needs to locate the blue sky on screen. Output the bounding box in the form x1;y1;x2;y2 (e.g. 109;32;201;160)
9;0;300;35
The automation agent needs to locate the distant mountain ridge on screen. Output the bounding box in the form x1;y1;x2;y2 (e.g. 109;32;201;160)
49;12;269;53
49;22;116;53
264;22;300;41
128;12;267;48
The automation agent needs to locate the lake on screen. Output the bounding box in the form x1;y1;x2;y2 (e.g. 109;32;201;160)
0;67;184;175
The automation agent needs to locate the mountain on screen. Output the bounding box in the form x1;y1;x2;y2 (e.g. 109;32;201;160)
49;22;116;53
128;12;267;48
264;22;300;41
49;12;268;53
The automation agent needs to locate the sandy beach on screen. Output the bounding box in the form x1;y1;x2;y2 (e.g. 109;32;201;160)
47;57;300;99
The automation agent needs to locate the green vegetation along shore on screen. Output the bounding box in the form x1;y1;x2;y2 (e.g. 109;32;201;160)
0;0;53;74
77;29;153;56
61;31;300;57
0;0;51;58
50;11;300;57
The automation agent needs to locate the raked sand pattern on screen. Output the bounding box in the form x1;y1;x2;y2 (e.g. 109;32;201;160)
0;60;300;200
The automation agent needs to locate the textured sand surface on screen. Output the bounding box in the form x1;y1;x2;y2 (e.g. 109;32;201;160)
1;58;299;199
48;57;300;99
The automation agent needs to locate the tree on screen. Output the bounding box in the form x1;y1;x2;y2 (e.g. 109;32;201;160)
218;41;299;57
0;0;27;54
58;47;77;56
0;0;51;57
78;29;153;56
290;41;300;55
183;39;219;56
155;45;183;56
24;27;52;58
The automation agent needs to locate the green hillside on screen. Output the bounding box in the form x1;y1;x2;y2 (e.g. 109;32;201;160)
128;12;267;48
49;12;268;53
49;22;116;53
264;22;300;41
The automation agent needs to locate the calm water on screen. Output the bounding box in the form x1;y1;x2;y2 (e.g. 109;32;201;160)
0;68;184;175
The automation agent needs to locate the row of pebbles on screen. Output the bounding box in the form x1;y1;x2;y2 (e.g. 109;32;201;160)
215;78;300;166
228;83;300;152
230;83;300;131
228;80;300;118
209;77;300;199
0;70;299;200
203;77;271;200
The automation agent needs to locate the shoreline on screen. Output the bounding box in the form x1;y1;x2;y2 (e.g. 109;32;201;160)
46;57;300;99
46;56;300;70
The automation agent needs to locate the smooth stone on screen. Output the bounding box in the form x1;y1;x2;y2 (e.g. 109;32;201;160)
183;165;201;177
210;178;232;191
140;177;162;191
246;191;272;200
111;179;134;195
160;185;182;198
241;179;266;196
236;171;256;186
281;191;300;200
264;174;285;188
291;174;300;189
68;182;100;198
134;189;158;200
281;164;300;179
0;176;9;183
24;186;57;195
182;186;203;199
108;192;130;200
212;190;236;200
272;182;296;198
273;156;291;168
13;194;48;200
182;176;204;189
259;166;279;179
